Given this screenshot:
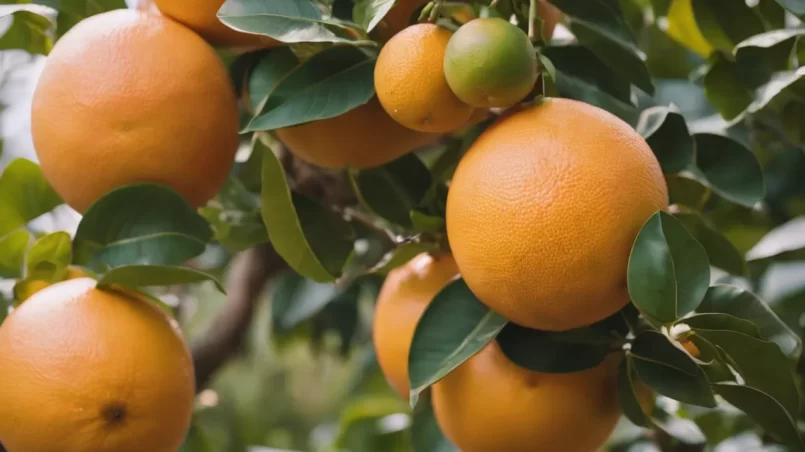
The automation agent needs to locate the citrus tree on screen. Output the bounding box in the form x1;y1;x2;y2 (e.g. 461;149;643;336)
0;0;804;451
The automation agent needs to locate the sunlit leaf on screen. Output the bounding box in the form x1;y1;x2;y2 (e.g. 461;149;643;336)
353;0;396;32
0;229;30;279
0;158;62;238
98;264;225;294
24;231;71;281
0;8;54;55
692;0;765;52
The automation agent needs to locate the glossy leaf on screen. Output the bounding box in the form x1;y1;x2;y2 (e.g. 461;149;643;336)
666;174;711;210
371;242;438;275
353;154;432;228
685;313;801;418
630;331;717;407
773;0;805;19
698;284;801;357
628;211;711;324
98;265;225;294
246;46;376;131
0;8;54;55
198;207;268;252
636;106;695;174
218;0;365;44
713;383;805;451
246;47;300;113
259;137;354;282
618;357;652;427
675;212;747;276
271;271;342;330
703;53;753;121
693;133;765;207
25;231;71;281
542;44;633;104
0;229;30;279
353;0;396;32
692;0;765;52
410;392;457;452
744;68;805;117
746;216;805;262
496;311;627;373
0;158;62;238
408;278;508;404
665;0;714;58
734;28;805;55
73;184;212;269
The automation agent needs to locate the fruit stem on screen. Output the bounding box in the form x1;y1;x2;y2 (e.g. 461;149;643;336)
528;0;539;40
429;0;444;22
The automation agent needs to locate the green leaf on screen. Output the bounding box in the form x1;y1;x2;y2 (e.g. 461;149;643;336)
693;133;765;207
746;216;805;262
734;28;805;55
618;357;652;427
0;158;62;238
542;44;633;104
630;330;717;407
25;231;71;281
684;312;801;418
352;154;432;228
674;212;747;276
410;392;458;452
0;8;54;55
628;211;711;324
773;0;805;19
636;105;695;174
73;184;212;269
408;278;508;404
246;46;300;114
271;270;342;330
218;0;366;44
698;284;801;357
666;174;711;210
496;310;627;373
692;0;765;52
549;0;654;95
744;67;805;118
246;46;376;131
197;207;268;252
409;211;445;234
353;0;396;33
703;53;753;121
97;265;224;294
0;229;31;279
371;242;438;275
259;136;354;282
713;383;805;451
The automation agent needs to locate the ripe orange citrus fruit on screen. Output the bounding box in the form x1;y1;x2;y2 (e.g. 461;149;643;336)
153;0;281;49
432;342;622;452
275;97;441;169
0;278;195;452
374;0;429;42
374;23;474;133
31;9;240;213
444;17;538;108
446;98;668;331
373;252;459;398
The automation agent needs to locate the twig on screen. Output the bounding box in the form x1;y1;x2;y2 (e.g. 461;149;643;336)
190;244;286;391
528;0;538;40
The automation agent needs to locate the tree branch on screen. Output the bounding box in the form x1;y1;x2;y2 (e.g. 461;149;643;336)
191;244;286;392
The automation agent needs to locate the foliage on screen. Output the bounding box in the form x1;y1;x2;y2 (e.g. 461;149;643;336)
1;0;805;451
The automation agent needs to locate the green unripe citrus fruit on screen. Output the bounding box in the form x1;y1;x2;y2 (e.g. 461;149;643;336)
443;18;538;109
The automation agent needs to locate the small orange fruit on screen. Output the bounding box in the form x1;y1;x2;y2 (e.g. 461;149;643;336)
30;9;240;213
374;23;474;133
374;0;429;42
153;0;282;49
432;342;623;452
680;338;701;358
0;278;195;452
446;98;668;331
373;252;459;398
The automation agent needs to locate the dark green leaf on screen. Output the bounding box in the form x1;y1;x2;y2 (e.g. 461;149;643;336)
409;211;445;234
746;216;805;262
628;211;711;324
744;68;805;118
259;136;354;282
703;53;753;121
734;28;805;55
713;383;805;451
618;357;652;427
552;67;640;125
198;207;268;252
773;0;805;19
246;47;299;114
218;0;367;44
410;392;458;452
666;174;711;210
0;8;54;55
0;158;62;238
371;242;438;275
630;331;717;407
687;334;737;383
685;313;801;417
693;133;765;207
353;154;431;227
353;0;396;32
496;311;626;373
271;270;342;330
408;278;508;403
549;0;654;94
636;105;695;173
698;284;801;357
25;231;71;281
97;265;224;294
0;229;30;279
247;46;376;131
675;212;747;276
73;184;212;269
692;0;765;52
542;44;633;104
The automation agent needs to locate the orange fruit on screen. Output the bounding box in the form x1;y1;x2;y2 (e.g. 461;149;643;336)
373;252;459;398
446;98;668;331
432;342;622;452
14;265;92;302
444;17;538;108
153;0;282;49
374;0;429;42
0;278;195;452
680;338;701;358
31;9;240;213
274;97;440;169
537;0;563;40
374;23;474;133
